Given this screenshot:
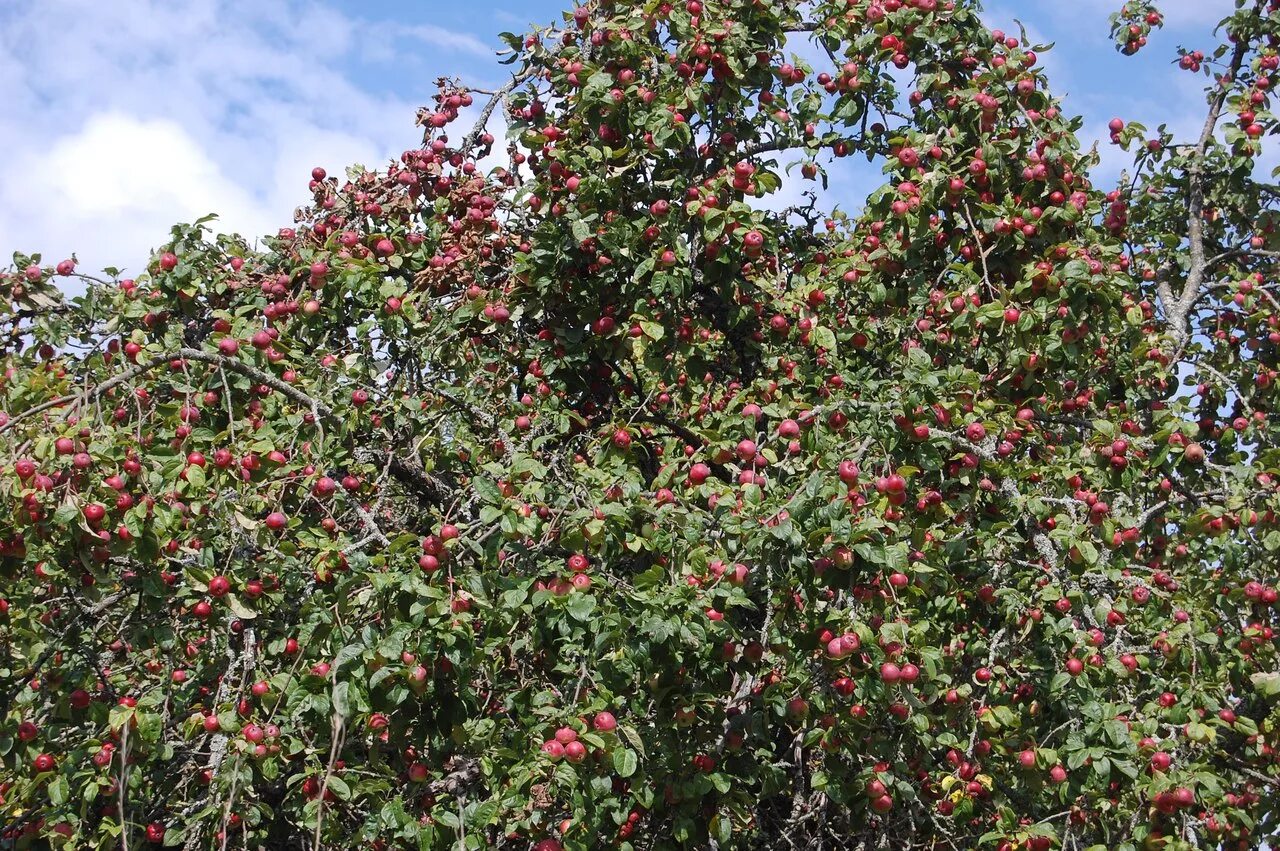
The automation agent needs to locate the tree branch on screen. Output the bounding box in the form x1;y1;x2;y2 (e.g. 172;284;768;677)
1163;8;1256;344
0;347;454;506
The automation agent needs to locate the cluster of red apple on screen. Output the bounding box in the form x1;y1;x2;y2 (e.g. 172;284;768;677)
538;711;618;764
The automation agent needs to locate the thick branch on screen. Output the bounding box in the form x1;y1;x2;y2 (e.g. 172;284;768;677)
458;70;534;156
383;452;452;505
1163;8;1256;343
427;757;483;797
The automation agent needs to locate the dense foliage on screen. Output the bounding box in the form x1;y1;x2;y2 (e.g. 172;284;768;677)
2;0;1280;848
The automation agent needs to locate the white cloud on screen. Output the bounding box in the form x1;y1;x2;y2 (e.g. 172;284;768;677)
403;24;496;57
0;112;410;278
0;0;490;276
1;114;274;275
494;8;538;27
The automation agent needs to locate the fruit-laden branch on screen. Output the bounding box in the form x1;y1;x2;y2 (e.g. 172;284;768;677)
1162;1;1259;346
1204;246;1280;268
380;451;452;506
0;347;452;505
457;69;534;156
0;589;130;715
0;349;336;434
179;620;258;851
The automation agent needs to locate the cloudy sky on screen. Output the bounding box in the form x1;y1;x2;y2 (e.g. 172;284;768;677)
0;0;1237;278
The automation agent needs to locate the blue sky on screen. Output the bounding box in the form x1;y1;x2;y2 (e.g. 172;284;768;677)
0;0;1237;277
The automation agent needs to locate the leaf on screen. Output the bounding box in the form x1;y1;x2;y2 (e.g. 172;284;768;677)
333;681;351;718
619;725;646;758
1103;720;1129;748
333;641;365;671
1113;760;1139;780
369;666;396;690
566;593;597;622
1233;715;1259;736
639;319;665;341
613;747;638;778
636;565;667;591
472;799;500;826
584;70;613;93
325;774;352;800
1251;672;1280;699
642;615;676;641
473;477;502;505
53;502;79;528
226;595;256;620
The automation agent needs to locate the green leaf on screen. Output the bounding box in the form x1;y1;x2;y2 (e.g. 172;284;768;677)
619;725;646;758
1251;672;1280;699
613;747;638;778
226;595;256;620
639;319;665;341
642;615;676;642
473;477;502;505
584;70;613;93
333;681;351;718
472;799;500;826
325;774;352;800
566;593;597;622
53;502;79;528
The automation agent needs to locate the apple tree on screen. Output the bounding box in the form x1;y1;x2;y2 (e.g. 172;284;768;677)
2;0;1280;848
